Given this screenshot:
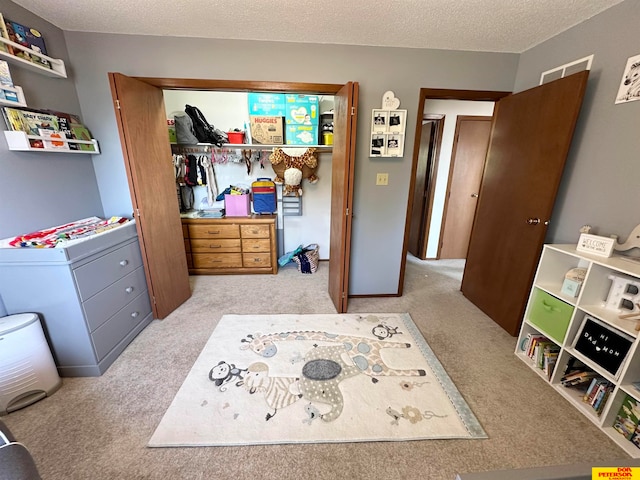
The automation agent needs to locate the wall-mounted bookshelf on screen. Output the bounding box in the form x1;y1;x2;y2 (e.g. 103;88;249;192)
0;37;67;78
4;131;99;154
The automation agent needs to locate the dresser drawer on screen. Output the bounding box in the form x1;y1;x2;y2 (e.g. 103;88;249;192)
242;238;271;253
74;241;143;301
92;292;152;360
191;238;241;253
189;224;239;239
240;224;270;238
83;266;148;332
192;253;242;269
242;253;272;268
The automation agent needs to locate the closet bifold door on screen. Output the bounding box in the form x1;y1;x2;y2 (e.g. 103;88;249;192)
329;81;359;313
108;72;191;319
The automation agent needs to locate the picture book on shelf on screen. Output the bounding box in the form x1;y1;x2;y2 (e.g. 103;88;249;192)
0;59;13;87
3;17;51;69
614;394;640;440
0;13;13;55
38;128;69;151
71;123;95;152
17;108;59;135
2;106;27;132
42;110;81;150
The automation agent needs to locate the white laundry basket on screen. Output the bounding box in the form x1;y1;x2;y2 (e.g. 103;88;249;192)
0;313;61;415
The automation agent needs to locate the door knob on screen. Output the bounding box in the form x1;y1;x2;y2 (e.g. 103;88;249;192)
526;218;541;225
470;193;479;198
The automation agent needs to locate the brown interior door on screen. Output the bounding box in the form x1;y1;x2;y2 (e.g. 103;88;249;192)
439;116;492;259
328;82;359;313
408;122;434;258
461;71;589;335
108;73;191;319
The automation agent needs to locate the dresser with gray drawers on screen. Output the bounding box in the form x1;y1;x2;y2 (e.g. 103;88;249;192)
0;221;153;376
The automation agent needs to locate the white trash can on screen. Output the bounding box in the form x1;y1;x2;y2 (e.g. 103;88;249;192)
0;313;61;415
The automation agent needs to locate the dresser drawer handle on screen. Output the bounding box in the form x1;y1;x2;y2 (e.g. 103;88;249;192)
131;311;139;318
207;230;220;234
119;260;129;266
125;286;134;294
209;245;221;249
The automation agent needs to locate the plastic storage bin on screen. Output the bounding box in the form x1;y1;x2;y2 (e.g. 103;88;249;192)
0;313;61;415
528;288;573;343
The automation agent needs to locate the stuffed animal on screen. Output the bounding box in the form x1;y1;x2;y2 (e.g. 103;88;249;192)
269;148;318;196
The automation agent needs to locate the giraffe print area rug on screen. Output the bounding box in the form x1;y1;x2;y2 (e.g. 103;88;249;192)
148;313;487;446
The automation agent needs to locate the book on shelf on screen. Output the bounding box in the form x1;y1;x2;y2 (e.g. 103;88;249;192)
582;377;613;415
41;110;82;150
70;123;96;152
3;17;51;69
0;59;13;87
613;394;640;440
0;13;13;55
1;106;95;151
631;422;640;449
38;128;69;151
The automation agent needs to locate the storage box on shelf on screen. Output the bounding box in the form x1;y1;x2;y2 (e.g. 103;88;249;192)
0;37;66;78
516;244;640;457
0;85;26;107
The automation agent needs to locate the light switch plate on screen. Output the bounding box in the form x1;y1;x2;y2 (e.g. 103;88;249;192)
376;173;388;185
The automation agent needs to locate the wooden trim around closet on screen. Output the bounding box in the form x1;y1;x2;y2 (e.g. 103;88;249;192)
135;77;344;94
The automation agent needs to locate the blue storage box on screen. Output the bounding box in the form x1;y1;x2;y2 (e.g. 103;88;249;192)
248;93;286;117
285;94;319;125
286;124;319;145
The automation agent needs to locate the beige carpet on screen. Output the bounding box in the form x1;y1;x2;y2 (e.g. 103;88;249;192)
1;257;629;480
149;313;486;446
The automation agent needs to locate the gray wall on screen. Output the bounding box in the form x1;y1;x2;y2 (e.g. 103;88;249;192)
63;33;518;295
0;3;103;240
514;1;639;246
0;3;104;317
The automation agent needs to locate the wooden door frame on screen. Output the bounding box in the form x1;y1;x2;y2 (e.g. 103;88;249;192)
398;88;511;295
437;115;492;259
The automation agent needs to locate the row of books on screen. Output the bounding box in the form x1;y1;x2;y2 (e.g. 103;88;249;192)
582;377;613;416
614;394;640;449
2;106;95;151
523;333;560;380
0;59;18;103
0;12;51;69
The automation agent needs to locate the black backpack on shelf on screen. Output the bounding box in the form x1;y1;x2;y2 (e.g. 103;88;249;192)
184;104;229;146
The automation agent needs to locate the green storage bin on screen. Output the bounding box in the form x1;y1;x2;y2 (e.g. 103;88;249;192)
528;289;573;343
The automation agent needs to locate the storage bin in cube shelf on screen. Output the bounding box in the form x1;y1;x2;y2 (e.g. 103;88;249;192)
225;194;251;217
528;288;573;343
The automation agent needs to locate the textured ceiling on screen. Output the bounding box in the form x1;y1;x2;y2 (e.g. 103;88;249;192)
12;0;625;53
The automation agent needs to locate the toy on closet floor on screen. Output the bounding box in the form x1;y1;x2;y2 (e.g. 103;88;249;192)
269;147;318;196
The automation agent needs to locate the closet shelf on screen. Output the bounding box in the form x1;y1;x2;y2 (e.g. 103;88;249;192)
4;131;100;154
0;38;67;78
171;143;332;152
0;85;27;107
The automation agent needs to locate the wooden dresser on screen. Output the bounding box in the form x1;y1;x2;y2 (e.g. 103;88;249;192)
182;215;277;274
